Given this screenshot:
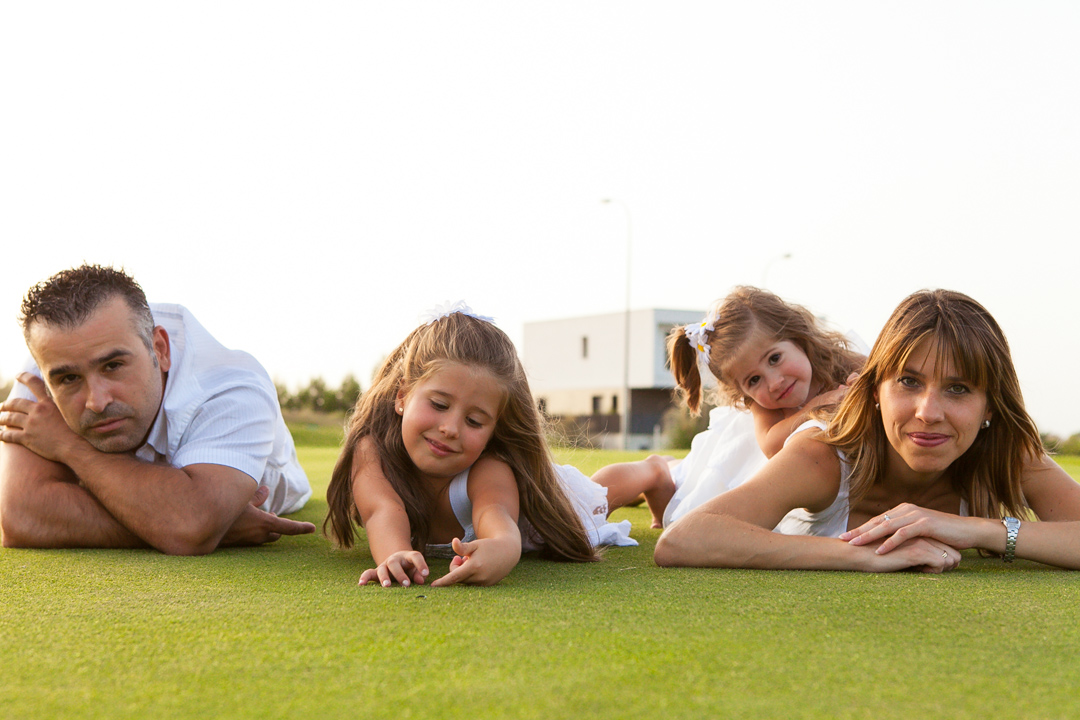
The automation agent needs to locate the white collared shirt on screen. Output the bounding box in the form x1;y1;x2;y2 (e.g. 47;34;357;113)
11;303;311;515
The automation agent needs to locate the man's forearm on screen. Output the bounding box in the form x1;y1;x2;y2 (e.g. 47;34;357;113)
58;442;254;555
0;443;144;549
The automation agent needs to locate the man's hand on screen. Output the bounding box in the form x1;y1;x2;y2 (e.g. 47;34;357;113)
0;374;84;462
218;485;316;547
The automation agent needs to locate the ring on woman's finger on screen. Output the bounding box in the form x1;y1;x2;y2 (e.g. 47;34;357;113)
941;551;948;560
882;514;891;522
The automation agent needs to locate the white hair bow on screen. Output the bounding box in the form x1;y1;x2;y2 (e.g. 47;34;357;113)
420;300;496;326
684;316;714;366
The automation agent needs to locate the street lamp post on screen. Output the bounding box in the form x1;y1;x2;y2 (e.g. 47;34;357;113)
601;198;632;451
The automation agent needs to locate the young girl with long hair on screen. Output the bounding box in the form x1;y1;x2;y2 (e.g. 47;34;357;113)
592;286;865;528
324;304;635;588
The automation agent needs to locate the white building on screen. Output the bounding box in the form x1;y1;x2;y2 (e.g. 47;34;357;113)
523;308;702;449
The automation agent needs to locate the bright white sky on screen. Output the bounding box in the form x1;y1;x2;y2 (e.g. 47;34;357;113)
2;3;1078;435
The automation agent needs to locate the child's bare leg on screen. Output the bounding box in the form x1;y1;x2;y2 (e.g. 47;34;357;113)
591;455;677;528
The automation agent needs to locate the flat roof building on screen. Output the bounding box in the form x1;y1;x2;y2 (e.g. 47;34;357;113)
523;308;702;449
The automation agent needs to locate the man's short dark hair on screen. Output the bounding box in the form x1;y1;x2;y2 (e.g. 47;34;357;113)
20;264;155;350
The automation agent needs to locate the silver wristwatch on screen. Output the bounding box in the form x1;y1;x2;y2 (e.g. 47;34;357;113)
1002;516;1021;563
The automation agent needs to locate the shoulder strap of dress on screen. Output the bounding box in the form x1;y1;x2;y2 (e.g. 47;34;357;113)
783;419;828;449
447;468;474;536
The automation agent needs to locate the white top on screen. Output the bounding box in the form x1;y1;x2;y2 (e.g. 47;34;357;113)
773;420;968;537
425;463;636;557
773;421;852;537
11;303;311;515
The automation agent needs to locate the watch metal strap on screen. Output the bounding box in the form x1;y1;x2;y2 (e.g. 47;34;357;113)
1002;516;1020;563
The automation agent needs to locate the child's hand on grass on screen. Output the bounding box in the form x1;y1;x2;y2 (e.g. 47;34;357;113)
359;550;429;588
429;537;518;587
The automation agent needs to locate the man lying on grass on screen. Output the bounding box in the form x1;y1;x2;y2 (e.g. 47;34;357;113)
0;265;314;555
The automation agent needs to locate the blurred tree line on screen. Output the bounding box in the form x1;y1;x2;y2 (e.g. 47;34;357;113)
275;374;362;414
1042;432;1080;456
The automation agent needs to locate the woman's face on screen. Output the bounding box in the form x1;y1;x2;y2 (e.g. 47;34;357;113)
876;339;992;480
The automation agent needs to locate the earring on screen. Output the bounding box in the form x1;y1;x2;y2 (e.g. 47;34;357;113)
982;419;991;429
874;402;879;410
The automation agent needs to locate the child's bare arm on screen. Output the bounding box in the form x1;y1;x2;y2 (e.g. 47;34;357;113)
753;378;855;458
430;456;521;587
352;437;429;587
750;403;790;459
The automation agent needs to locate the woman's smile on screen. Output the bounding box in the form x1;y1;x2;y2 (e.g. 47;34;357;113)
908;432;950;448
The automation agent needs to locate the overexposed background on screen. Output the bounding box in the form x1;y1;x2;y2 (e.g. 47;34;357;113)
2;2;1078;434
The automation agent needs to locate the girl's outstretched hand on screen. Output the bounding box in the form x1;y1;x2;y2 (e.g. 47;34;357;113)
359;550;429;588
429;537;519;587
841;503;976;555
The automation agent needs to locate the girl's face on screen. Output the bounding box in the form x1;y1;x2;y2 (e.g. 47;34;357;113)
876;339;991;481
724;330;814;410
396;362;503;484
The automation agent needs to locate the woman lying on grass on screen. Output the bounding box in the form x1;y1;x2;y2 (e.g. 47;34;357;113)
655;289;1080;572
324;304;637;588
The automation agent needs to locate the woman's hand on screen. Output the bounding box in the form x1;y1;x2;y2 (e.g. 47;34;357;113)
429;537;519;587
858;535;962;573
358;550;430;588
842;503;977;555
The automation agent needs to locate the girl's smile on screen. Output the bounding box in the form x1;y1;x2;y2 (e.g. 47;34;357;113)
397;363;503;484
425;437;454;457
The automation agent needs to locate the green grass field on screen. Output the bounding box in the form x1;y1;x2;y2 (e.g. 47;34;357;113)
2;449;1080;719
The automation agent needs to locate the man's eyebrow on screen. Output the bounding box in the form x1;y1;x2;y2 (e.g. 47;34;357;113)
93;349;133;366
46;349;133;381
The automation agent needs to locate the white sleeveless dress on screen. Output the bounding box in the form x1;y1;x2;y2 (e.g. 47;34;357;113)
772;420;968;537
664;417;854;535
426;463;637;557
662;405;768;527
663;331;871;528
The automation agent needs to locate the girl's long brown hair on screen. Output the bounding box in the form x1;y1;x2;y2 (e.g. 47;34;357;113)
324;312;599;562
823;289;1039;519
668;286;863;414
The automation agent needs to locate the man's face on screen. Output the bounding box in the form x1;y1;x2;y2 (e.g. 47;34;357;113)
27;296;171;453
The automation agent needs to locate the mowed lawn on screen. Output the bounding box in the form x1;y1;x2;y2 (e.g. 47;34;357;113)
2;448;1080;720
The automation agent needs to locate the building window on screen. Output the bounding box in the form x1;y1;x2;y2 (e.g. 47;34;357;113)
611;395;619;413
582;336;588;359
591;395;602;415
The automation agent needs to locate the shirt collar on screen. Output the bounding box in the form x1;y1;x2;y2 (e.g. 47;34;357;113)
135;372;170;463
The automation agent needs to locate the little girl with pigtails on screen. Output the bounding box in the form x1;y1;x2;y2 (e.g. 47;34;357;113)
324;303;645;587
592;286;866;527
